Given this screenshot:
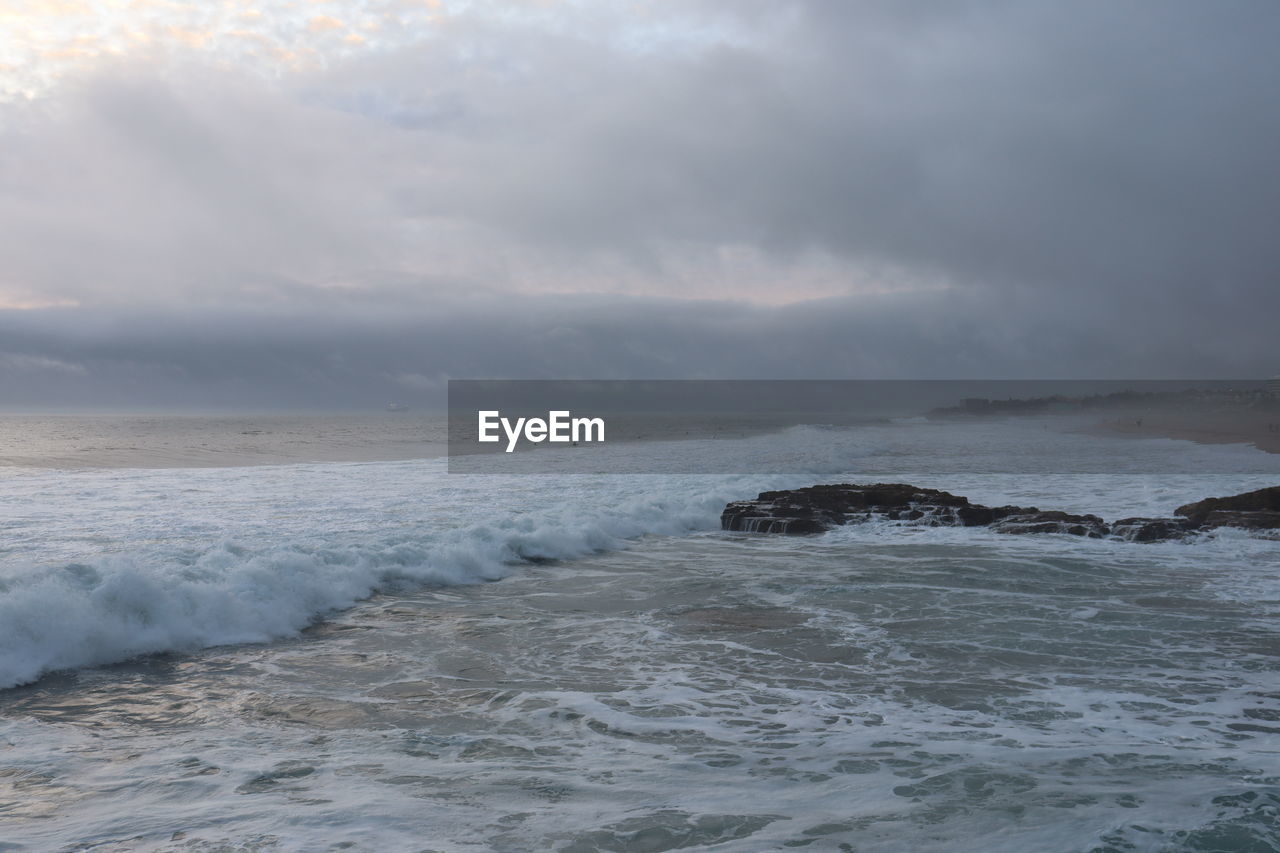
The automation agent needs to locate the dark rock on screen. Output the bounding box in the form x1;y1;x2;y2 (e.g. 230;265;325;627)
720;483;975;534
958;504;1045;527
721;482;1280;541
1199;510;1280;532
1176;486;1280;524
1110;517;1197;542
989;511;1109;538
719;482;1088;537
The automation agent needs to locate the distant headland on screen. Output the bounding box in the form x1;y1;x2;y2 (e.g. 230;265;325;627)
928;385;1280;454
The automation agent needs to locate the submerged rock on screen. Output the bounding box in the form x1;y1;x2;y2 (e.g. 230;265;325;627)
721;484;1280;541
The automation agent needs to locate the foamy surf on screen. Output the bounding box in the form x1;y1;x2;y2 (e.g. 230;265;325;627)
0;461;803;689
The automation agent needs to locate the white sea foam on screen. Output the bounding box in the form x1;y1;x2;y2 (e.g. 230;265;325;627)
0;460;809;689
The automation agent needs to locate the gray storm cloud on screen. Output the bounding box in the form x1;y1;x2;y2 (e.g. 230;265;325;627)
1;0;1278;407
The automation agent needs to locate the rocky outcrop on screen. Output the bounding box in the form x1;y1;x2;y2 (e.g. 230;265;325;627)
1175;486;1280;529
1109;517;1198;543
720;484;977;534
721;484;1280;542
1197;510;1280;531
721;483;1040;535
987;511;1109;538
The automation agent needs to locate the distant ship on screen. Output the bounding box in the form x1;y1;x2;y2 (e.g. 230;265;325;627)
385;402;410;412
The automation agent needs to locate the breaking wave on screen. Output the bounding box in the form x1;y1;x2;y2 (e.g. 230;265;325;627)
0;467;793;689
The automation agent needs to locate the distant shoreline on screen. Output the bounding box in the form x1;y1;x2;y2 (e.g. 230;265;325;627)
0;412;451;470
925;387;1280;457
1086;410;1280;455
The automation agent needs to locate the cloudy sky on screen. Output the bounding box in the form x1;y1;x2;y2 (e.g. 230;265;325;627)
1;0;1277;408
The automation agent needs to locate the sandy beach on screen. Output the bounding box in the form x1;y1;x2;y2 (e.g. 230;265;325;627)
1090;408;1280;455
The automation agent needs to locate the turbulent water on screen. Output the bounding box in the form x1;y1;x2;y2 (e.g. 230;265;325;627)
2;417;1279;851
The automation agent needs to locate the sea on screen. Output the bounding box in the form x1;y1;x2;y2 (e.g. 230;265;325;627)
1;414;1279;852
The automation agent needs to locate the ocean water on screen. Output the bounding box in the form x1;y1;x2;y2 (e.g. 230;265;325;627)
0;414;450;468
2;417;1279;851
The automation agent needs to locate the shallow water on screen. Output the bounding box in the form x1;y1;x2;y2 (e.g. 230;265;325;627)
2;419;1279;851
